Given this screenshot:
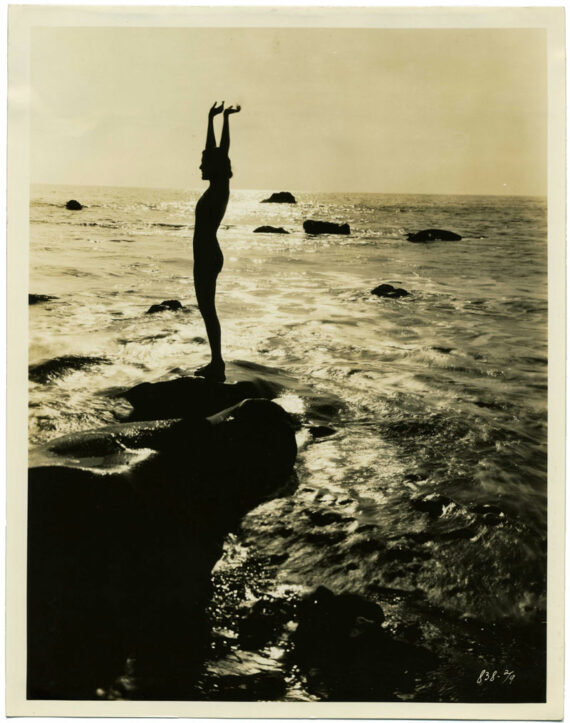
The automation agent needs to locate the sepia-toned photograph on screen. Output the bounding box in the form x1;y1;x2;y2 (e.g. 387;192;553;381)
6;4;565;718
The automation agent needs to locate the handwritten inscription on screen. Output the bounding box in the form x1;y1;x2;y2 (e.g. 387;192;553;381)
477;669;516;685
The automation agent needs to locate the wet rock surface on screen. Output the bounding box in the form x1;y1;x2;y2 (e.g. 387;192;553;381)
146;299;184;314
303;219;350;235
371;283;410;298
27;398;298;700
29;355;112;384
254;226;289;234
29;294;58;305
261;192;296;204
406;229;462;243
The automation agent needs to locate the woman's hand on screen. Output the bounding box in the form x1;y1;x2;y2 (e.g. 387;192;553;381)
209;101;225;118
224;104;241;116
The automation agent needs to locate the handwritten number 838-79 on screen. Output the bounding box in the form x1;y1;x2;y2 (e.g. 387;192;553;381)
477;669;516;685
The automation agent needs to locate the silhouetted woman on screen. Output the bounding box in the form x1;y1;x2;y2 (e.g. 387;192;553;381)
193;101;240;382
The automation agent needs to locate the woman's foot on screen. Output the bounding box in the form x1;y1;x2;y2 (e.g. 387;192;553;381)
194;360;226;383
224;105;241;116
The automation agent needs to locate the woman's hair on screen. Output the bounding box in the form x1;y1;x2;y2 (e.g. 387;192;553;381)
202;148;233;180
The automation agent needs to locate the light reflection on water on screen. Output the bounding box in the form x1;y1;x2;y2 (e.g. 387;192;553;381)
29;186;547;699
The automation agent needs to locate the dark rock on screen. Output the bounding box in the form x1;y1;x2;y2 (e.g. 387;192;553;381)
261;191;296;204
209;671;287;701
65;199;83;210
303;219;350;235
29;355;111;384
309;425;336;439
406;229;462;243
27;398;297;700
410;493;455;518
29;294;57;305
146;299;183;314
291;586;437;700
371;283;410;299
470;503;506;526
120;375;283;422
253;226;289;234
238;598;293;650
306;509;344;527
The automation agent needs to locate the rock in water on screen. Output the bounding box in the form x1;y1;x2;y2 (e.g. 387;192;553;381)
29;294;57;305
27;399;297;700
371;283;410;299
253;226;289;234
406;229;462;243
29;355;111;384
146;299;184;314
65;199;83;210
260;191;296;204
120;375;283;422
303;219;350;235
292;585;437;701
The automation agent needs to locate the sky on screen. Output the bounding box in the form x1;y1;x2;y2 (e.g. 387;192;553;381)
30;26;547;195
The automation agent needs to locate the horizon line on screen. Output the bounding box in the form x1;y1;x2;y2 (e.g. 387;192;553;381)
29;182;547;200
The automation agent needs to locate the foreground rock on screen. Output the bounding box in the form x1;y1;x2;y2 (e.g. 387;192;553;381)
29;294;57;305
406;229;462;243
253;226;289;234
120;375;283;422
28;398;297;700
303;219;350;235
146;299;184;314
29;355;111;384
261;192;296;204
371;283;410;299
65;199;83;210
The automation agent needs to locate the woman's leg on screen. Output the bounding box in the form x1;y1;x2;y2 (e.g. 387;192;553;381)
194;271;225;381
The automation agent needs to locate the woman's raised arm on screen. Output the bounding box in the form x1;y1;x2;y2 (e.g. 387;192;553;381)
220;105;241;155
205;101;224;150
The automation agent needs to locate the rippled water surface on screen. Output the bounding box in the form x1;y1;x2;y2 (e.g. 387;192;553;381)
29;184;547;701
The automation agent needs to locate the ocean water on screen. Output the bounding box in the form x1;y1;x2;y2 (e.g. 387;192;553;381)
29;184;547;701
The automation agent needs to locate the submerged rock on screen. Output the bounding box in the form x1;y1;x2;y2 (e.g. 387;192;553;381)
303;219;350;235
146;299;183;314
410;493;454;518
371;284;410;299
27;398;297;700
261;191;296;204
406;229;462;243
65;199;83;210
253;226;289;234
291;585;437;701
29;355;111;384
29;294;57;305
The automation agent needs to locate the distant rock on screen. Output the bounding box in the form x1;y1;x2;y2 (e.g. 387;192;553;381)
65;200;83;210
371;283;410;299
146;299;183;314
29;355;111;384
261;192;296;204
29;294;57;305
303;220;350;235
406;229;462;243
253;226;289;234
